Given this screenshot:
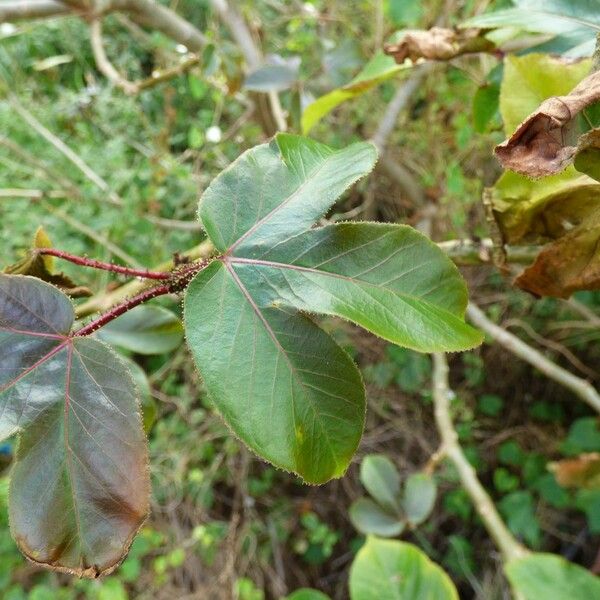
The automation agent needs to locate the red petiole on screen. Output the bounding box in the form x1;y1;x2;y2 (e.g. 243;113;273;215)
37;248;172;280
73;255;214;337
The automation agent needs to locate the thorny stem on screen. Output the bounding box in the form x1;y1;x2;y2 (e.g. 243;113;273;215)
73;256;214;336
37;248;172;280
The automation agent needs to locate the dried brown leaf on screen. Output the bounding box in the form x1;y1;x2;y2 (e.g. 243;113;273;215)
549;453;600;490
495;70;600;178
384;27;495;63
515;206;600;298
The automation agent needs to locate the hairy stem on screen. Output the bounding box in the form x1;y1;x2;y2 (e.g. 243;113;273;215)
74;283;172;336
74;256;213;335
75;240;214;317
37;248;171;280
432;352;529;563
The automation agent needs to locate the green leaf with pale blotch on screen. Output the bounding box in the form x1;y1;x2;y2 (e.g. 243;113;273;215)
185;134;481;483
349;537;459;600
360;454;401;513
97;305;183;355
349;498;405;537
301;53;410;134
403;473;437;526
506;553;600;600
0;274;149;577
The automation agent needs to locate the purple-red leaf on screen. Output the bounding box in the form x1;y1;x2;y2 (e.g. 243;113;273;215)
0;274;149;577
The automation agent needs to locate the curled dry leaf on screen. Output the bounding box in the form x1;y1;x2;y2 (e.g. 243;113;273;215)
495;69;600;178
384;27;495;64
549;453;600;490
515;206;600;298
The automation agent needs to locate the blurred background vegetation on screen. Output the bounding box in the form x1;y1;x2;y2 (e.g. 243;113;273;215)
0;0;599;598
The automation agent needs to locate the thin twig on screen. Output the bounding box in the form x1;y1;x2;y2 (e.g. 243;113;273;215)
432;352;529;562
467;302;600;414
90;18;139;94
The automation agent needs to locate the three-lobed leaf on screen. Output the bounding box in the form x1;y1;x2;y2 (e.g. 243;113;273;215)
0;274;149;576
185;134;481;484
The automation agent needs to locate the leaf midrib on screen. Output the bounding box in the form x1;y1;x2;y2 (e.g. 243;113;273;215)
221;259;340;475
228;256;465;319
225;148;336;254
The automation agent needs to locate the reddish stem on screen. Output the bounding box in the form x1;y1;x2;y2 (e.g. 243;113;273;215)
73;256;214;337
74;284;171;337
38;248;171;280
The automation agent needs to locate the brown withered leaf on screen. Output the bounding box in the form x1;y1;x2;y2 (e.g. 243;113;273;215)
495;70;600;178
549;453;600;490
384;27;496;64
515;206;600;298
3;227;92;298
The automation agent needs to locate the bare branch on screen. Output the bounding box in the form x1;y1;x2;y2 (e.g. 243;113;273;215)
467;302;600;414
210;0;287;132
210;0;260;69
0;0;207;52
116;0;207;52
438;239;540;265
89;18;138;94
432;352;529;562
0;0;71;21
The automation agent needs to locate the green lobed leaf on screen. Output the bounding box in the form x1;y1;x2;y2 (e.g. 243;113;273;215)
186;134;481;484
349;498;405;537
97;305;183;355
231;222;481;351
184;261;365;484
349;537;459;600
301;53;409;134
402;473;437;526
506;552;600;600
0;274;149;577
360;454;401;512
